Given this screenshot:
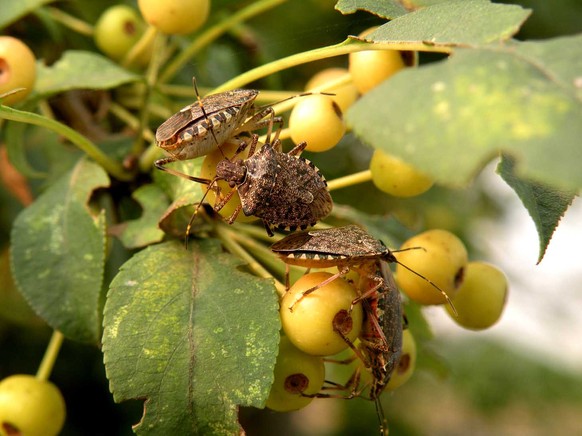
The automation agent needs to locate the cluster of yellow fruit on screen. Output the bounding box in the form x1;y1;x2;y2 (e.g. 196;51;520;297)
265;228;508;412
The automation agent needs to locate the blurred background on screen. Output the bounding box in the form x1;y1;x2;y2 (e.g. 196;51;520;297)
1;0;582;434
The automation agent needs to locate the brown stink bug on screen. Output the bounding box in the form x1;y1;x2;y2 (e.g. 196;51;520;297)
270;224;455;312
175;134;333;236
295;257;402;436
155;79;284;163
356;260;403;436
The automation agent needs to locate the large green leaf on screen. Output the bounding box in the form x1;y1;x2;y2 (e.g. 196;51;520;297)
102;240;280;435
117;184;168;249
34;51;141;98
0;0;55;29
367;0;530;46
334;0;408;19
10;159;109;342
347;35;582;191
497;156;575;263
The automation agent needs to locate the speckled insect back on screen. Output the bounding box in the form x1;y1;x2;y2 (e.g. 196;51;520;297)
358;260;403;398
353;260;403;436
156;89;263;160
173;134;333;236
271;225;397;268
214;136;333;235
271;225;455;311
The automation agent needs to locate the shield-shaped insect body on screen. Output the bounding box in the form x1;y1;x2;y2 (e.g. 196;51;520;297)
156;89;260;160
215;138;333;235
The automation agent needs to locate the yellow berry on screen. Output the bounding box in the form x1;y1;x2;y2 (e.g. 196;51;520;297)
305;68;359;112
281;272;363;356
289;95;346;152
395;229;468;305
138;0;210;35
446;262;508;330
370;149;434;197
94;5;150;65
0;36;36;105
265;336;325;412
0;375;65;436
349;28;408;94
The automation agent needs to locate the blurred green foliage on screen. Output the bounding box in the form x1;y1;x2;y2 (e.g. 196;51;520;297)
1;0;582;435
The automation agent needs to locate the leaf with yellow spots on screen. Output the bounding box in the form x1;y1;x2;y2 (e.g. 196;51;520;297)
102;240;280;435
347;34;582;192
10;158;109;342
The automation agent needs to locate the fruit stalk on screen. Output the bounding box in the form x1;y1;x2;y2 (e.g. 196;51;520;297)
212;38;451;93
0;105;133;181
36;331;64;381
327;169;373;192
159;0;288;83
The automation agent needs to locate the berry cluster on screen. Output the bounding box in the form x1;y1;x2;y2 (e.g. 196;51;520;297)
148;24;508;432
0;5;511;435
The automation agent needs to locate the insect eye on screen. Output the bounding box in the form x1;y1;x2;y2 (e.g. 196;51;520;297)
229;181;236;188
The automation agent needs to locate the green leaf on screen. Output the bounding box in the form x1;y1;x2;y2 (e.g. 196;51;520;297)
34;51;141;98
153;159;207;237
334;0;408;19
497;156;575;263
4;117;48;179
0;0;55;30
153;159;205;204
116;184;168;249
367;0;530;46
330;203;415;247
347;35;582;191
10;159;109;342
102;240;280;435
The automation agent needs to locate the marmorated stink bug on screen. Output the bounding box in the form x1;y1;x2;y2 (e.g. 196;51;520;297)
154;80;332;177
155;80;283;164
176;134;333;236
271;224;455;312
356;260;403;436
297;258;402;435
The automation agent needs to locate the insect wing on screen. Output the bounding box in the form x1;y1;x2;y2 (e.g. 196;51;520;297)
272;225;384;259
155;89;259;146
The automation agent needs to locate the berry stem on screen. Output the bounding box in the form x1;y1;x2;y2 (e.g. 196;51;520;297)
327;170;373;192
229;229;304;285
36;330;64;381
157;83;212;99
122;25;158;68
211;38;451;93
159;0;287;84
130;32;167;157
109;102;155;143
215;223;286;296
0;105;133;181
268;72;352;116
44;6;94;36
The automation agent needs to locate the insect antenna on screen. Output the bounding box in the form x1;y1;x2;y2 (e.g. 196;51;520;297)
374;397;389;436
389;252;458;316
184;175;221;248
192;77;220;147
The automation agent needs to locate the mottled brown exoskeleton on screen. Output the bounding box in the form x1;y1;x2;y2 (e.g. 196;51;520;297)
179;134;333;236
271;224;455;311
155;82;283;166
272;225;406;435
154;81;331;178
355;260;403;436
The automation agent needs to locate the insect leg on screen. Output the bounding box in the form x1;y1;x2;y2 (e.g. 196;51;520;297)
154;157;214;185
374;397;389;436
288;265;350;312
287;141;308;157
